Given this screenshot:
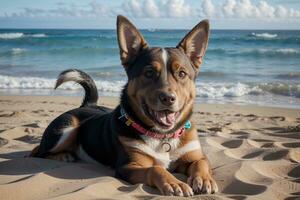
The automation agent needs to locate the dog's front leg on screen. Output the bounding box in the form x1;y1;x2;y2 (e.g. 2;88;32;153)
117;163;194;196
176;154;218;194
187;158;218;194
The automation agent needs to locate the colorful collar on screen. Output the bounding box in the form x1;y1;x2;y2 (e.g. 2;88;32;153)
118;107;191;139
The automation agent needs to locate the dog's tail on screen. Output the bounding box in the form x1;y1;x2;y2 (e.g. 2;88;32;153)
55;69;98;107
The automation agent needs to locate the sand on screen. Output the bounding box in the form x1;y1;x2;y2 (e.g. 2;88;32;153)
0;95;299;200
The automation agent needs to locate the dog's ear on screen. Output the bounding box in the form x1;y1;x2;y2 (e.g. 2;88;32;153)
177;19;210;70
117;15;148;68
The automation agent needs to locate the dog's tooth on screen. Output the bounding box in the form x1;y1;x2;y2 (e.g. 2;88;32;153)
161;116;167;125
155;111;166;125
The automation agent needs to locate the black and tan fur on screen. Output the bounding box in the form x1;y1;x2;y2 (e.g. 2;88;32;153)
30;15;218;196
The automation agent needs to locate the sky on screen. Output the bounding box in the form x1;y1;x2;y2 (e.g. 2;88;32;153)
0;0;300;29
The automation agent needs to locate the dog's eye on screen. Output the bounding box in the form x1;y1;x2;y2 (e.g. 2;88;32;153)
178;70;187;79
144;69;155;78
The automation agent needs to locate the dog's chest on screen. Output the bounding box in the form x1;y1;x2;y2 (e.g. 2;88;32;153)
141;136;181;169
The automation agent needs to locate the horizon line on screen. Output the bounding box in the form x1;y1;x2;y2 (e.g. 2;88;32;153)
1;27;300;31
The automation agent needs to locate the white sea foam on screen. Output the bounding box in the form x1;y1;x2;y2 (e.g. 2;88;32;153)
95;80;124;93
241;48;300;56
11;48;27;55
0;33;24;39
251;32;278;39
196;82;261;98
256;48;299;54
0;75;56;89
0;75;124;93
196;82;300;98
31;33;47;38
0;75;299;98
0;32;47;39
275;48;299;54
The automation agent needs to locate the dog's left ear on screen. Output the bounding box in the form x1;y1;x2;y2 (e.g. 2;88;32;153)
117;15;148;68
177;19;210;70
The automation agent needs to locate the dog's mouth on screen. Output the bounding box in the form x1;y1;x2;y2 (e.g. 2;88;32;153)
142;102;180;129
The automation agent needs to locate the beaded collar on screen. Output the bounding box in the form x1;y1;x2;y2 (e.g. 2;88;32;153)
118;106;191;139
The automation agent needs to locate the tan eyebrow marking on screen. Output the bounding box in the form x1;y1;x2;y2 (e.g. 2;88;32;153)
151;61;162;72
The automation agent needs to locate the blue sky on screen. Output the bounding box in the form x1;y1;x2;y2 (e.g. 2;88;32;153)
0;0;300;29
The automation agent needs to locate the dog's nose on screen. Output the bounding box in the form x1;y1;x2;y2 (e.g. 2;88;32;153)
159;92;176;106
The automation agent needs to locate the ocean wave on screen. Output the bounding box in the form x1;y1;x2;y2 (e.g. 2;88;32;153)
0;75;124;93
11;48;27;55
198;71;227;78
251;32;278;39
276;72;300;80
258;83;300;97
0;32;47;39
207;48;227;54
0;47;119;57
274;48;299;54
196;82;261;98
47;47;118;54
3;46;297;58
211;34;300;44
196;82;300;98
0;48;27;56
245;48;299;56
0;33;24;39
0;75;299;98
31;33;47;38
207;48;299;57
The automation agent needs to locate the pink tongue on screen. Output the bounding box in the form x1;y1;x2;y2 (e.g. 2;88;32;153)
155;111;176;126
166;112;176;123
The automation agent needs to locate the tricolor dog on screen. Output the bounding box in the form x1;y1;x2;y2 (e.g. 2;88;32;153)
30;15;218;196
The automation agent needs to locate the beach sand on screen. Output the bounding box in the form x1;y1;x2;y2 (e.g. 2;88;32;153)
0;95;299;200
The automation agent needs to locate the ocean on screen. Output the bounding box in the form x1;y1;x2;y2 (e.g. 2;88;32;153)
0;29;299;108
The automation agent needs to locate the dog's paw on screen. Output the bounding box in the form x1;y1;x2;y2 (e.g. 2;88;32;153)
187;175;218;194
160;181;194;197
46;152;76;162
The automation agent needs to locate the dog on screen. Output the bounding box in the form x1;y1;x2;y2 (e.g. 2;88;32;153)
30;15;218;196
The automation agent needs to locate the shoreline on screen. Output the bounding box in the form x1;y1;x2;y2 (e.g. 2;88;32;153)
1;94;299;115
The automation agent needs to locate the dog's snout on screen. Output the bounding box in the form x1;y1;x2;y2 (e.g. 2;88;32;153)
159;92;176;106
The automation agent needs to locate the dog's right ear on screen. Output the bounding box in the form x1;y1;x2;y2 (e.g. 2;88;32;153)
117;15;148;68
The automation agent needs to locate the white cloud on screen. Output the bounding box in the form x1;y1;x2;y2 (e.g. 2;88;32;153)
122;0;144;18
163;0;194;18
121;0;194;18
275;5;288;18
89;1;113;17
0;1;114;18
202;0;215;17
144;0;160;18
234;0;258;18
257;1;275;18
289;8;300;18
223;0;237;17
1;0;300;20
209;0;300;19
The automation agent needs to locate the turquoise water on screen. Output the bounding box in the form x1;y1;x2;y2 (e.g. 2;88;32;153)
0;29;299;108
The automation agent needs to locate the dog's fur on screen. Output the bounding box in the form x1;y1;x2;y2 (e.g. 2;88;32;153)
30;15;218;196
